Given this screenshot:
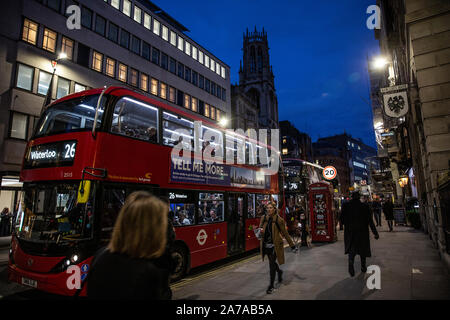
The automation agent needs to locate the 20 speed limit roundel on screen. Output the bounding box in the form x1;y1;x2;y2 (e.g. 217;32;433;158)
322;166;337;180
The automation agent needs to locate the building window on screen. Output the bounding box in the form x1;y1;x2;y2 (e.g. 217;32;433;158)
199;75;204;89
160;82;167;99
282;148;288;155
221;66;226;79
106;57;115;77
205;79;210;93
177;37;184;51
122;0;131;16
47;0;61;12
95;15;106;36
16;64;34;91
192;71;198;86
151;78;158;95
42;28;57;53
81;6;93;29
143;13;151;29
92;51;103;72
38;70;52;95
216;109;221;121
22;18;38;45
9;112;28;140
199;50;204;64
184;94;190;109
111;0;120;10
108;22;119;43
162;25;168;41
210;59;215;72
131;36;140;54
204;104;210;118
151;47;160;65
185;42;191;56
185;67;191;82
74;83;86;93
118;63;127;82
169;86;176;103
192;46;198;60
210;106;215;120
161;53;168;70
61;37;74;60
130;69;138;87
140;74;148;91
170;31;176;46
169;58;176;74
133;6;142;23
153;18;161;36
177;62;184;78
56;77;70;99
205;55;210;68
142;42;150;60
191;97;198;112
120;29;130;49
216;64;221;76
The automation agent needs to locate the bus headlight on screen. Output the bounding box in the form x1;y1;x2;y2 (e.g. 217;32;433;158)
70;254;79;263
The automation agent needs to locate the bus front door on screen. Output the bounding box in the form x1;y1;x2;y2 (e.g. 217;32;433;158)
227;193;245;255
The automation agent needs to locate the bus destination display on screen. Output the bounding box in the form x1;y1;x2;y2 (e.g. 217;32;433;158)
24;140;77;169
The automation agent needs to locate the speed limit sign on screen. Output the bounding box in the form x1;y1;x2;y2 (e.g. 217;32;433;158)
323;166;337;180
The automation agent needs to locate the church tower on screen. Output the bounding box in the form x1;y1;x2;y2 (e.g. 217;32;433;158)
238;27;278;129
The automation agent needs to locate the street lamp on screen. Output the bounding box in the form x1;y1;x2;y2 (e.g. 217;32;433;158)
372;56;389;70
40;52;67;114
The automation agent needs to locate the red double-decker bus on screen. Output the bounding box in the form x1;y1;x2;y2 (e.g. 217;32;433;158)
8;86;282;296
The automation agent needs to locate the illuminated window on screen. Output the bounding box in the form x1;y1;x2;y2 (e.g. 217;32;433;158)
150;78;158;95
22;18;38;45
162;25;168;41
177;37;184;51
204;103;210;118
169;86;175;103
111;0;120;10
210;106;215;120
16;64;34;91
130;68;138;87
199;51;204;64
10;112;28;140
221;66;226;79
143;13;151;29
140;74;148;91
160;82;167;99
38;70;52;95
92;51;103;72
282;148;288;155
61;37;74;60
74;83;86;93
106;57;115;77
43;28;57;53
205;55;210;68
153;19;160;35
210;59;215;72
118;63;127;82
133;6;142;23
184;94;190;109
170;31;176;46
185;42;191;56
191;97;198;112
216;109;221;121
122;0;131;16
56;77;70;99
192;46;198;60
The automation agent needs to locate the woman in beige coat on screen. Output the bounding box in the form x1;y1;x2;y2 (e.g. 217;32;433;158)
259;202;297;294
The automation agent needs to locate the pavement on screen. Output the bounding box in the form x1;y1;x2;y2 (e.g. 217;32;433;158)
172;224;450;300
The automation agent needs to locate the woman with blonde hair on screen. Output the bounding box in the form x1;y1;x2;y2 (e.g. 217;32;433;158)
87;191;170;299
259;202;297;294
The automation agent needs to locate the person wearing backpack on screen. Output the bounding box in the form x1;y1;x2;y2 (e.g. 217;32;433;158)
259;202;297;294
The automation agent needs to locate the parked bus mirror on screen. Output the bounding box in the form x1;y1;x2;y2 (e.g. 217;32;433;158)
77;180;91;204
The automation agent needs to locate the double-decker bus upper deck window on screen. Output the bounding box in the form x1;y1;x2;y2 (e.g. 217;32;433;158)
202;125;223;158
163;112;194;148
198;193;224;224
34;94;103;137
111;97;159;143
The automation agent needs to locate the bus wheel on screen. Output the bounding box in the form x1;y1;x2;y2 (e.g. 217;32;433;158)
170;245;188;282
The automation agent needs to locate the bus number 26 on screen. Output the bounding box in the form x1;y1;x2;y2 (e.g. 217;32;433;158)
64;143;76;159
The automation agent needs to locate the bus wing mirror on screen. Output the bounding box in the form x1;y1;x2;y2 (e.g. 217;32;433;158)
77;181;91;204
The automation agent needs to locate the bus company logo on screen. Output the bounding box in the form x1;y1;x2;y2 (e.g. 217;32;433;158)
170;122;280;176
30;149;57;160
196;229;208;246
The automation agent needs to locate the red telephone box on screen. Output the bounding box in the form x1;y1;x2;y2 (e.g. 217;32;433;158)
309;182;336;242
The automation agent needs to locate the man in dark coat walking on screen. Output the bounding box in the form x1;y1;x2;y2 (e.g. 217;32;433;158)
382;200;394;231
340;192;379;277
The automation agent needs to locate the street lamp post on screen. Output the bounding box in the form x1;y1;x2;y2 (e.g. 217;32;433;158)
40;52;67;115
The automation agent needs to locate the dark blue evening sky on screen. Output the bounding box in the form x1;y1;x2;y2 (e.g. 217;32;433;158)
153;0;380;148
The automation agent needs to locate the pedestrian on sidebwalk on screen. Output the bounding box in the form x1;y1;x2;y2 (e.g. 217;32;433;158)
383;199;394;232
340;191;379;277
87;191;171;300
259;202;297;294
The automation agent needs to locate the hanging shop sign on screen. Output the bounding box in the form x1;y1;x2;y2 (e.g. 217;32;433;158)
381;84;409;118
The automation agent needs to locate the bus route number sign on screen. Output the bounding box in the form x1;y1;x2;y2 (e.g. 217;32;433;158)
322;166;337;180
